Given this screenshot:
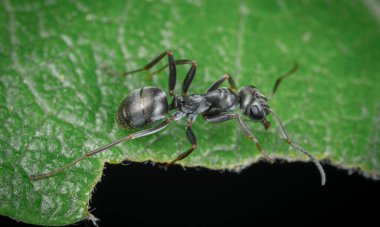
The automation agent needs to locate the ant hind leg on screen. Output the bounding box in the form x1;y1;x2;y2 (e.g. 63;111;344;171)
30;112;180;180
123;50;177;96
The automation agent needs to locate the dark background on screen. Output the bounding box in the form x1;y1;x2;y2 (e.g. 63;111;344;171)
2;161;379;226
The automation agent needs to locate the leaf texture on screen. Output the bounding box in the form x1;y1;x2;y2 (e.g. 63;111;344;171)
0;0;379;225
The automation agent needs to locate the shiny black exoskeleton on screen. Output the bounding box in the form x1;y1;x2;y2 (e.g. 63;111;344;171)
113;51;324;186
30;50;326;186
117;87;169;128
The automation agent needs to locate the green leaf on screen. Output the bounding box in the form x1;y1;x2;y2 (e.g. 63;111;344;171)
1;0;379;225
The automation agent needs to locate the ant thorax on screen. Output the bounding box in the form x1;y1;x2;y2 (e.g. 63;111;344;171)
177;94;211;114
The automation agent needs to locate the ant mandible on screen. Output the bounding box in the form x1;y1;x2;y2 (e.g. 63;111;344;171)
30;50;326;185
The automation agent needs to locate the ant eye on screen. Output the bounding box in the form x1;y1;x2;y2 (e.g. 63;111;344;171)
249;105;264;120
250;105;259;115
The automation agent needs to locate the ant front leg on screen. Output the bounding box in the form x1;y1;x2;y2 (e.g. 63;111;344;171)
207;74;237;92
204;113;271;161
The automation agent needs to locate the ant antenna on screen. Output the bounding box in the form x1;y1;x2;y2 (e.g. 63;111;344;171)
269;62;299;99
267;109;326;186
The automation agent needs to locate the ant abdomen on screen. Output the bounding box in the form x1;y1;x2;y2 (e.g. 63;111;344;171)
117;86;169;128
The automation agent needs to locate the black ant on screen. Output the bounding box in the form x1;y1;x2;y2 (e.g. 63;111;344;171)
30;50;326;185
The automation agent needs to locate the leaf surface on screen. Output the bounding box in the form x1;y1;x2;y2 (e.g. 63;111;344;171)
0;0;379;225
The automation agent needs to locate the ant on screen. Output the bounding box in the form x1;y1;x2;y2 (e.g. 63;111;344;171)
30;50;326;185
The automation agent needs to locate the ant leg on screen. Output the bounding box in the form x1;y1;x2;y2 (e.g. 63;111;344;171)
167;127;197;166
167;118;197;166
150;59;197;96
182;61;197;96
269;63;299;99
204;113;271;160
124;50;171;75
150;59;194;77
207;74;237;92
30;112;182;180
124;50;177;96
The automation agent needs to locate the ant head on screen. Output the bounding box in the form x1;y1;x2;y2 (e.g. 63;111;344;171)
239;86;270;122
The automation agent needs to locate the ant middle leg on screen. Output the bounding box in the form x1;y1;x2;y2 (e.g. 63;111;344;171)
167;127;197;166
182;61;197;96
166;119;197;166
207;74;237;92
204;113;271;160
